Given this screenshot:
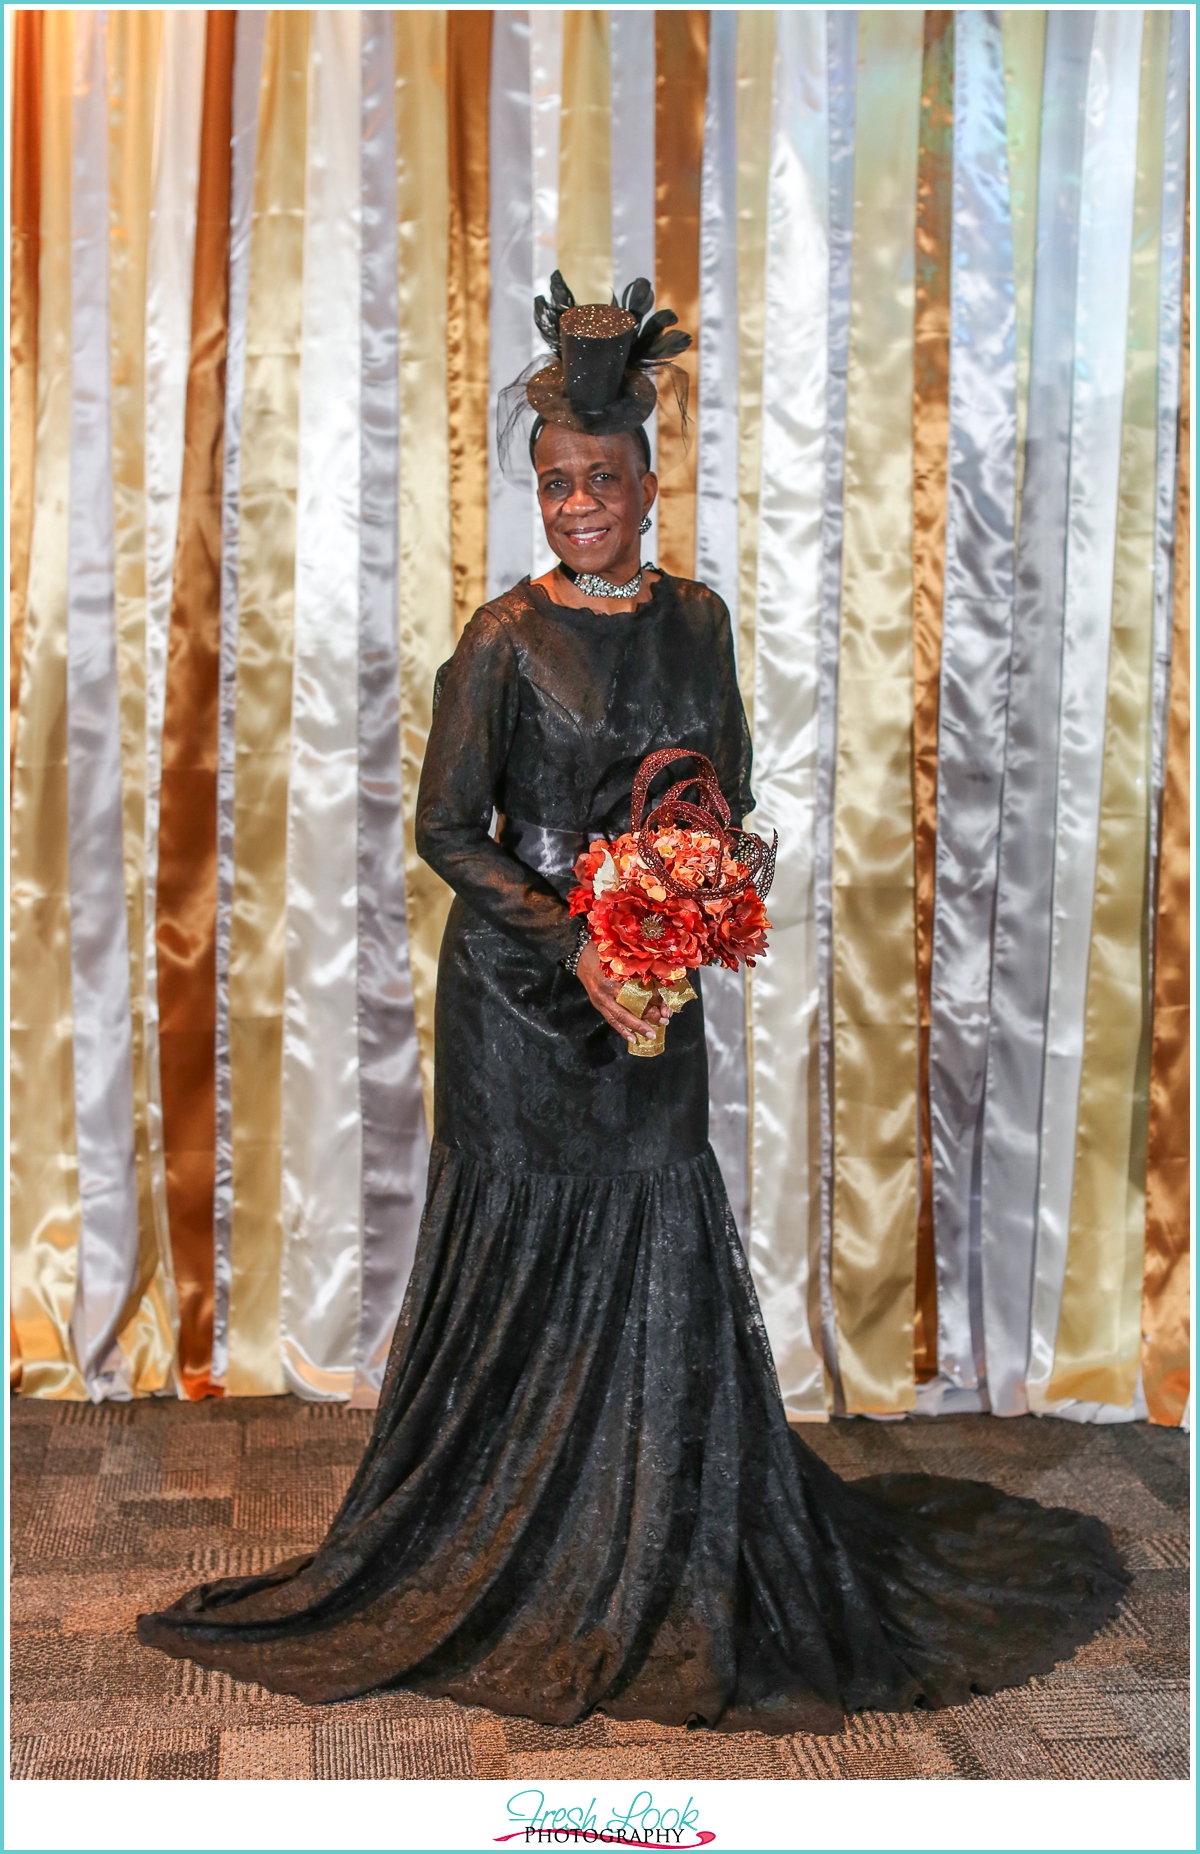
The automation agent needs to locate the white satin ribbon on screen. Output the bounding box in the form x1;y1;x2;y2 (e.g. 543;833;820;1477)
927;9;1016;1397
1027;9;1143;1414
748;11;828;1419
67;13;139;1398
280;9;365;1400
695;9;748;1242
529;8;562;580
143;6;205;1337
212;10;266;1389
609;7;658;561
815;8;857;1406
487;10;535;598
979;11;1094;1417
355;10;428;1403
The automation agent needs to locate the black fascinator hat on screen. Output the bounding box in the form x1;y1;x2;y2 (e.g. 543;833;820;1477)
497;273;692;482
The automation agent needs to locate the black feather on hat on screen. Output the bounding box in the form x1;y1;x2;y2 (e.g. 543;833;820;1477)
525;273;690;435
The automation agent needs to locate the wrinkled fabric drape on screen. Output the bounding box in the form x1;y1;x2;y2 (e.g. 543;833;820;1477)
356;10;428;1404
1142;167;1190;1429
558;10;611;307
814;9;857;1409
446;10;492;638
10;12;85;1399
609;7;657;562
747;10;828;1419
695;9;749;1239
395;10;455;1124
979;12;1093;1418
910;11;954;1385
157;9;235;1400
733;10;774;727
830;10;924;1416
928;9;1016;1403
486;11;535;601
654;9;707;580
212;9;266;1391
1052;16;1169;1410
279;8;365;1401
9;9;43;788
226;10;310;1397
1000;10;1047;548
1027;11;1142;1415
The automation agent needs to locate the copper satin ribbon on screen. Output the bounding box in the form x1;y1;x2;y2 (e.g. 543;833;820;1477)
226;10;310;1398
395;11;455;1122
911;11;954;1384
447;10;491;639
831;10;924;1415
558;9;612;307
10;12;85;1398
1142;173;1190;1427
9;9;42;796
156;11;235;1401
655;8;708;583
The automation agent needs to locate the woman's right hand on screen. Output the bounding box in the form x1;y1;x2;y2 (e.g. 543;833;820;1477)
574;942;666;1044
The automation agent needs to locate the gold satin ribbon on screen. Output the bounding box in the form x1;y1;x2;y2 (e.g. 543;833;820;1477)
1051;18;1170;1409
10;13;85;1398
396;10;455;1125
831;10;924;1415
1142;174;1190;1427
557;10;612;307
106;7;178;1397
157;11;235;1401
226;9;310;1397
734;9;774;730
9;9;41;796
447;10;491;638
655;9;708;582
911;11;954;1383
1001;10;1047;547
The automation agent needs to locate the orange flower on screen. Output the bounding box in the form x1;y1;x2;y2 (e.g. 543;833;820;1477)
589;889;709;984
705;889;771;970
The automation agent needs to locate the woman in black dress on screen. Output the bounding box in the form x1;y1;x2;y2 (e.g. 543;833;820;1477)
139;279;1125;1735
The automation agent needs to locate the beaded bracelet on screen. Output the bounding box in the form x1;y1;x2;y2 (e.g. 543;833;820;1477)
563;923;589;978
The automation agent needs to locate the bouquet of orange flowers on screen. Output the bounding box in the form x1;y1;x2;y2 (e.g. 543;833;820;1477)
568;749;776;1057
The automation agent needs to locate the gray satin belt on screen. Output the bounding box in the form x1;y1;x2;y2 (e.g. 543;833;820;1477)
500;818;588;895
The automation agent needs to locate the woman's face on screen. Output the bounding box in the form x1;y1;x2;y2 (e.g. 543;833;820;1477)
533;427;657;579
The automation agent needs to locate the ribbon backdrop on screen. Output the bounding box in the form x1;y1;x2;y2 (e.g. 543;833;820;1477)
8;9;1191;1426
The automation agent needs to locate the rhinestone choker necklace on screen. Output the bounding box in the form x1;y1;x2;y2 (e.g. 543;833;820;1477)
558;561;652;601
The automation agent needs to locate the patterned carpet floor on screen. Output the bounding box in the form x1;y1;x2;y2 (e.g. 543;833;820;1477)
9;1396;1189;1781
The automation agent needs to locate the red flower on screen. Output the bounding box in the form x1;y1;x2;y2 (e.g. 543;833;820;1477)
589;888;710;984
705;889;770;970
573;840;611;892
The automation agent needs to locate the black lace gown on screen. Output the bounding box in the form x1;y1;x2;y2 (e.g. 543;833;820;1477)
138;573;1126;1733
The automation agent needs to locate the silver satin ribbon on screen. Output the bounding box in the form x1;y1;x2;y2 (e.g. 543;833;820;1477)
927;9;1016;1397
280;8;365;1400
212;11;265;1388
748;9;828;1417
609;7;658;558
355;11;428;1403
1028;9;1143;1414
1147;12;1189;950
487;10;535;599
694;9;749;1244
978;12;1094;1418
67;14;139;1398
814;8;856;1407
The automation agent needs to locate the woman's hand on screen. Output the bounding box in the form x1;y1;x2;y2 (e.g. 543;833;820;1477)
574;942;667;1044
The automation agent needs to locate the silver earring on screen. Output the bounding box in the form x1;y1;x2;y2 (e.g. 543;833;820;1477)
639;514;652;535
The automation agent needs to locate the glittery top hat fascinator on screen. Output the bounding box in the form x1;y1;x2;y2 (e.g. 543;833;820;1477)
497;273;692;481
